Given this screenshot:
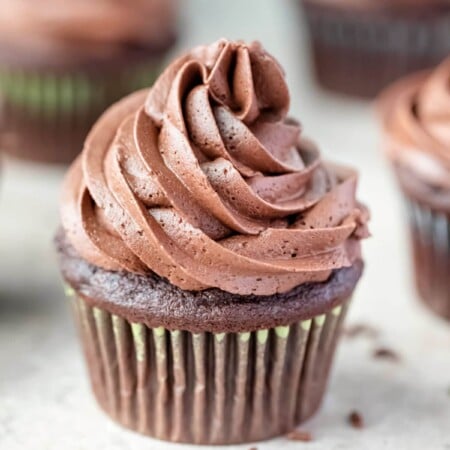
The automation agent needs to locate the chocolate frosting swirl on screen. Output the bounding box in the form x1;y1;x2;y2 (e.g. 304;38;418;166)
0;0;176;58
380;57;450;210
61;40;369;295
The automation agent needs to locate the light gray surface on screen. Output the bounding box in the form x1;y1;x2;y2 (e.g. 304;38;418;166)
0;1;449;449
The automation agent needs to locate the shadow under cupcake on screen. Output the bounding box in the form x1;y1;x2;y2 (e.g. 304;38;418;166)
56;39;370;444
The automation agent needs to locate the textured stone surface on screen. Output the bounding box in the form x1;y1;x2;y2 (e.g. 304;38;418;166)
1;1;449;449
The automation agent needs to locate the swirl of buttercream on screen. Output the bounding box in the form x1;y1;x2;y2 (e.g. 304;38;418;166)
61;39;369;295
380;57;450;209
0;0;176;50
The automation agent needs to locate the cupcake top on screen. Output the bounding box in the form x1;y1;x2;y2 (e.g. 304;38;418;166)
380;58;450;209
61;39;368;296
0;0;176;64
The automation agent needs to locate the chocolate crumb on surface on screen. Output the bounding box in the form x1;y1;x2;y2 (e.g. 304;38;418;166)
348;411;364;429
344;323;379;339
286;430;313;441
373;347;400;362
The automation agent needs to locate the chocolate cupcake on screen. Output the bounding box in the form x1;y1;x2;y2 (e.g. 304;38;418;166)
300;0;450;98
380;58;450;320
0;0;177;164
56;39;370;444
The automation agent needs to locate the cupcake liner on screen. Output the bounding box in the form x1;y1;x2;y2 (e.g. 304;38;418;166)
69;292;351;445
406;198;450;320
301;2;450;97
0;63;160;164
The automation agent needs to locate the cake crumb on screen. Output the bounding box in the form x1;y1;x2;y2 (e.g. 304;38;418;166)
344;323;379;339
348;410;364;429
373;347;400;362
286;430;313;441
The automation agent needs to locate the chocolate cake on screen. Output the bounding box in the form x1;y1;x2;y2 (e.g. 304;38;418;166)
56;39;370;444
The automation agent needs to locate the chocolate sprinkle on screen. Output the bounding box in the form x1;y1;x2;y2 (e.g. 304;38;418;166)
286;430;313;441
348;411;364;429
344;323;379;339
373;347;400;362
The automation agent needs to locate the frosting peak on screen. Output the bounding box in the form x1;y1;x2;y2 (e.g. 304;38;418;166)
380;57;450;207
147;41;289;127
61;40;368;295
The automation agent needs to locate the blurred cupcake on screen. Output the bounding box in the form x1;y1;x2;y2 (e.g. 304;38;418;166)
0;0;177;164
380;58;450;320
300;0;450;97
56;39;369;444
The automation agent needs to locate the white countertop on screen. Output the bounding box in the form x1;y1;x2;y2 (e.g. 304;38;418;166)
1;1;449;449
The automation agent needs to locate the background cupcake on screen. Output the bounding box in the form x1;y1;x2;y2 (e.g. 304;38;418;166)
299;0;450;98
0;0;177;164
380;58;450;320
56;39;369;444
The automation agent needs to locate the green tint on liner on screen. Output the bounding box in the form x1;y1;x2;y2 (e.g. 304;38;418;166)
69;291;352;444
0;71;93;115
315;314;326;327
0;66;160;117
64;287;349;342
300;318;312;331
131;322;147;362
65;288;351;365
275;325;290;338
239;331;251;342
63;284;75;297
256;329;269;344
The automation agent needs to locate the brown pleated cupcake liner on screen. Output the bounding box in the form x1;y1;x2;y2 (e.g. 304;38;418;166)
69;291;351;445
0;63;160;164
301;2;450;97
406;198;450;321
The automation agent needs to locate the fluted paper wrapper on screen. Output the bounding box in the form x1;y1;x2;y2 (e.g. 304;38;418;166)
407;199;450;321
69;291;350;445
0;63;160;164
301;2;450;97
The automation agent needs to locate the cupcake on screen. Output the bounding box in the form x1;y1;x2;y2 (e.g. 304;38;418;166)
380;58;450;320
299;0;450;98
56;39;370;444
0;0;177;164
